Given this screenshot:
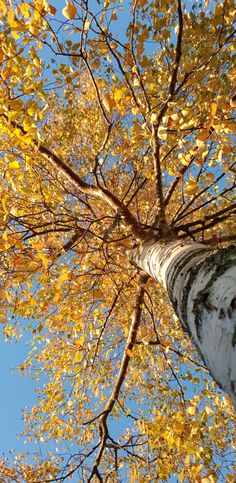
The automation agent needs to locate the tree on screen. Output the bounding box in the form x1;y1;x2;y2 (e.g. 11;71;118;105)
0;0;236;481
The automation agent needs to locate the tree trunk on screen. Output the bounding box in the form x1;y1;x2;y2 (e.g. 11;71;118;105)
133;238;236;408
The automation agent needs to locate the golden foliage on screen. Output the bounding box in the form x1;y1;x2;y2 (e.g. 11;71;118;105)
0;0;235;481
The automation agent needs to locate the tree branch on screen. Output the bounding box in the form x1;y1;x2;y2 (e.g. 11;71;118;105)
181;210;236;237
174;181;236;223
176;203;236;232
169;0;183;96
152;124;168;232
2;115;143;238
88;274;148;481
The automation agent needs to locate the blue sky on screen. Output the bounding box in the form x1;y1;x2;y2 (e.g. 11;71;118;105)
0;335;37;453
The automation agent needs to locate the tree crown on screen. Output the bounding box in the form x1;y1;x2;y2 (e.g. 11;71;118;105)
0;0;235;481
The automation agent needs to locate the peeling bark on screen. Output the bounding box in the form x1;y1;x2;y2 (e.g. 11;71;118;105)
133;238;236;408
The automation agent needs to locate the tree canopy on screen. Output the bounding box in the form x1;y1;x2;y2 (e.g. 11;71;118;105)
0;0;236;481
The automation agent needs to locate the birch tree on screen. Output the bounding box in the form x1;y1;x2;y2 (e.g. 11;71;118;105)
0;0;236;481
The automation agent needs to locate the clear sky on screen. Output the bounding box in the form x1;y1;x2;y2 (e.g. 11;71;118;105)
0;335;37;453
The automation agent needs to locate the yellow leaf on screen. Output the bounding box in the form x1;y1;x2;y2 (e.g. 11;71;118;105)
192;464;203;476
83;19;91;31
7;10;18;28
168;168;178;176
187;406;197;415
23;118;36;131
185;180;198;195
28;21;39;35
150;112;158;123
1;198;9;213
9;160;20;169
185;454;191;465
182;108;191;117
22;134;34;145
0;0;7;15
20;2;31;18
212;123;221;132
130;468;137;483
73;335;84;347
38;252;49;268
210;102;217;116
27;105;37;116
178;154;189;166
174;421;184;434
62;1;77;20
33;56;41;68
58;269;69;283
114;87;126;102
74;351;83;363
205;405;213;415
0;308;7;322
131;106;140;115
158;126;167;140
133;77;140;87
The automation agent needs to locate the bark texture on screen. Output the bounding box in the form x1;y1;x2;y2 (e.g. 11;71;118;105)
133;239;236;408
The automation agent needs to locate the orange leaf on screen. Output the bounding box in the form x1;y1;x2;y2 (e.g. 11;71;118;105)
102;94;116;114
62;1;77;20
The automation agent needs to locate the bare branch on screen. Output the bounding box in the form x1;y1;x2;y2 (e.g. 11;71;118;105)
176;203;236;232
174;181;236;223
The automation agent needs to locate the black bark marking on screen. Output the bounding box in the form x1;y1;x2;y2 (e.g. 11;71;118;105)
232;326;236;347
182;245;236;341
228;297;236;320
230;297;236;310
193;291;217;341
169;248;209;299
219;308;225;319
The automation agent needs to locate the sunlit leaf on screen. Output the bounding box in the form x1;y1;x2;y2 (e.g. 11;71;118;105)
62;1;77;20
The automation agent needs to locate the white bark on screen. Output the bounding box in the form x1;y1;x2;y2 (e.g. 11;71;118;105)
133;238;236;408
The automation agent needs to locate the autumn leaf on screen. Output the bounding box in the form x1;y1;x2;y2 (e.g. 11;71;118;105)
48;4;56;16
19;2;31;17
102;93;116;113
83;19;91;31
187;406;197;416
185;179;198;195
9;160;20;169
196;130;209;142
62;1;77;20
0;0;7;15
210;101;217;116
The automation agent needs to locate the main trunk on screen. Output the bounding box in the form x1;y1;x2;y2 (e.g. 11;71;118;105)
133;238;236;408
